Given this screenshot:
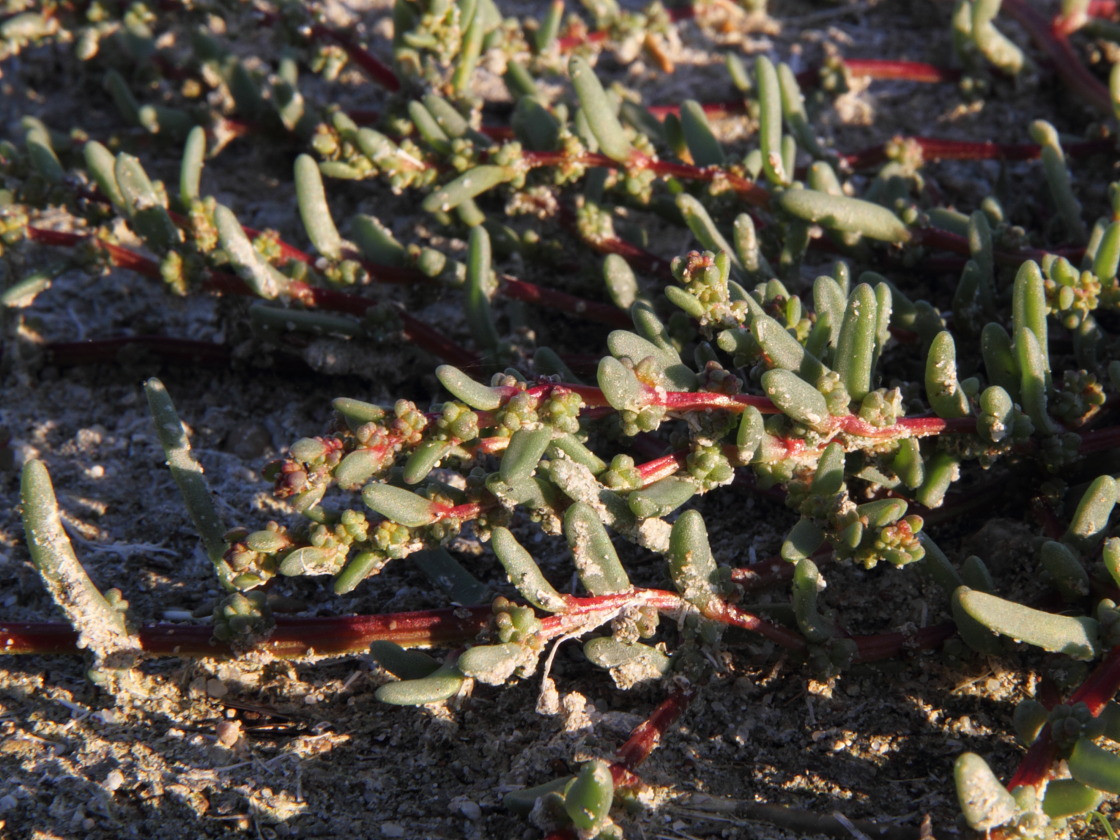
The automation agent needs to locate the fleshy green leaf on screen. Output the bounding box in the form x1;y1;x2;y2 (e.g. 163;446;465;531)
569;56;632;163
956;589;1099;659
491;527;567;612
778;189;911;243
362;485;436;527
761;368;831;432
564;502;630;595
955;752;1019;832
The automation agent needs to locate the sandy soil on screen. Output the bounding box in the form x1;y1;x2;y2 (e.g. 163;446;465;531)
0;1;1114;838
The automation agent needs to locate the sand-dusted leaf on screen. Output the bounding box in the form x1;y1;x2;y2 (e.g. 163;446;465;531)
955;752;1019;832
761;369;831;432
564;502;630;595
20;460;133;651
668;510;721;608
491;527;567;612
457;642;528;685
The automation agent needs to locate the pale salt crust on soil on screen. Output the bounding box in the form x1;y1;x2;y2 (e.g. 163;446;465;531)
0;1;1112;838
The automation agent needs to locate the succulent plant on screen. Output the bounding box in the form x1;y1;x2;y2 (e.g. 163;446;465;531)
9;0;1120;837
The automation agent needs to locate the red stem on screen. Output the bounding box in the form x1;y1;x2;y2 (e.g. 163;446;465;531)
852;622;957;663
27;226;483;371
1079;425;1120;455
841;136;1114;170
838;58;961;84
1005;645;1120;792
44;336;235;368
520;150;772;208
500;276;631;328
614;688;693;771
307;23;400;92
0;608;492;658
1003;0;1114;116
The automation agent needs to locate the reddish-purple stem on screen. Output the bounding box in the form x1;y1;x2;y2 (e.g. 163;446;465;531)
615;688;693;771
307;23;400;92
841;136;1114;170
44;336;235;368
1005;645;1120;792
1003;0;1114;116
0;608;492;658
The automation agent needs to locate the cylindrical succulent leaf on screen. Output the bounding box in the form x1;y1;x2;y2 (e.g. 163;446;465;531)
568;56;632;163
564;502;630;595
925;331;971;418
179;125;206;206
755;55;786;185
144;378;231;582
1069;737;1120;795
628;477;696;520
563;759;614;832
761;368;831;432
20;460;133;650
435;365;502;411
457;642;527;685
1015;327;1055;435
369;640;441;680
214;203;287;299
951;586;1004;655
668;509;721;608
1040;540;1090;601
1065;476;1118;551
362;485;437;528
491;527;567;612
294;153;343;260
402;440;451;485
500;428;553;484
375;663;465;705
597;356;647;412
680;99;725;166
1041;778;1104;819
778;189;911;243
792;557;835;643
465;225;500;352
834;283;878;402
584;638;670;688
954;752;1020;832
956;589;1099;659
422;165;513;214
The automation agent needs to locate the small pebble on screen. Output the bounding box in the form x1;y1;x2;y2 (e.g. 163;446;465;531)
228;423;272;460
205;678;228;699
216;719;242;749
104;769;125;792
452;797;482;820
380;822;405;838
